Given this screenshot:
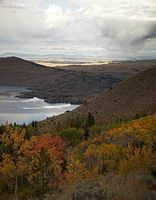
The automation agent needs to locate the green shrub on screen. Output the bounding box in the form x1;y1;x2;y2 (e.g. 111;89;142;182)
60;128;82;145
89;125;103;136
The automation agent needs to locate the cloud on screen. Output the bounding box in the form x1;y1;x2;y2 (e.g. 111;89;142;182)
45;4;73;29
98;18;156;46
0;0;156;60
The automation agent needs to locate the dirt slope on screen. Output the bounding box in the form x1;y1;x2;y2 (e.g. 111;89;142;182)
38;65;156;132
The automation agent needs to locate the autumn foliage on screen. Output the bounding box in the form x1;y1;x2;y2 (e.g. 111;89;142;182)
0;126;66;199
23;135;66;194
0;115;156;199
65;115;156;183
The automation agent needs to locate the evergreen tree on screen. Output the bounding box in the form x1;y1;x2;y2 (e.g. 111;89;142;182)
84;112;95;140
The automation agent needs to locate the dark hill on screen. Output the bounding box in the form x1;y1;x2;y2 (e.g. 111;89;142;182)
0;57;155;104
0;57;120;104
38;65;156;132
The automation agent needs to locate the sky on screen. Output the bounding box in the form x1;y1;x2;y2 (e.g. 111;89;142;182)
0;0;156;61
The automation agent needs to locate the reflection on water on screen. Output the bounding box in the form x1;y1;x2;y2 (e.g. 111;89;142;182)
0;86;79;125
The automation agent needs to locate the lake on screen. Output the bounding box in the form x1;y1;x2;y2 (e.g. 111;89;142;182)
0;86;79;125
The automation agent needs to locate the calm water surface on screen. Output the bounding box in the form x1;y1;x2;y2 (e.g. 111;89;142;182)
0;86;79;125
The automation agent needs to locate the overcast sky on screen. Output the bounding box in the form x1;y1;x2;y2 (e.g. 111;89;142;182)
0;0;156;61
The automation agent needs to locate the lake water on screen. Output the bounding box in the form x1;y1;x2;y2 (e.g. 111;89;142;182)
0;86;79;125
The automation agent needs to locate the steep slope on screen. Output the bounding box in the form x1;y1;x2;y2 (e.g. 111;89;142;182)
39;65;156;132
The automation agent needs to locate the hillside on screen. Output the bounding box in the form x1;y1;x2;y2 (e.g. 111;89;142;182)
56;115;156;200
47;60;156;79
0;115;156;199
0;57;155;104
38;65;156;132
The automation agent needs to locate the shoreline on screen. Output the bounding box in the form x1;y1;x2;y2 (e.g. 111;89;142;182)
17;92;83;105
0;86;80;125
0;85;83;105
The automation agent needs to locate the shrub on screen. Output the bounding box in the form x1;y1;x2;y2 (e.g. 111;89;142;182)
89;125;103;137
60;128;82;146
